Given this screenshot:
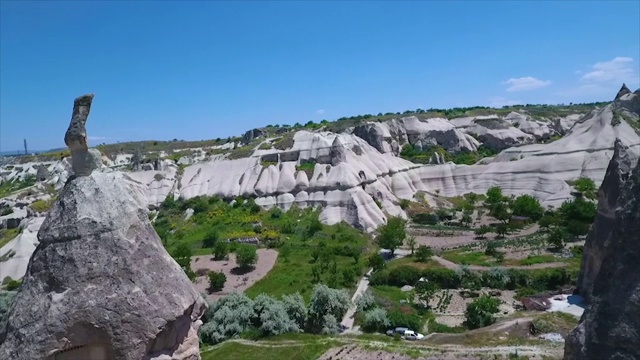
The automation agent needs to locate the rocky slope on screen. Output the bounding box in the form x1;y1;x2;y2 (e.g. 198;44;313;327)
564;138;640;359
0;95;206;360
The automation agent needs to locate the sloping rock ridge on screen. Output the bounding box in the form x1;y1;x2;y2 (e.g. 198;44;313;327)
564;143;640;359
0;172;207;360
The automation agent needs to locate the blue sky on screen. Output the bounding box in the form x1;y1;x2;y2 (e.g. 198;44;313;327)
1;1;639;152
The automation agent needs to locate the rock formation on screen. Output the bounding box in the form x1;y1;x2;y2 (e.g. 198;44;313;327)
36;164;50;181
576;139;632;300
64;94;102;176
0;94;206;360
564;143;640;359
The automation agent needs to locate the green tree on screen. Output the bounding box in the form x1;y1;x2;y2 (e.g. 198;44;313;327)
376;217;406;256
485;186;504;206
465;296;501;329
547;227;567;249
495;224;508;238
416;280;440;308
202;228;219;248
574;177;597;199
461;210;473;227
557;198;597;236
236;245;258;269
415;245;433;262
490;202;511;224
213;241;229;260
511;194;544;221
407;235;417;255
171;243;195;280
539;213;557;230
208;271;226;292
474;225;492;239
368;253;386;272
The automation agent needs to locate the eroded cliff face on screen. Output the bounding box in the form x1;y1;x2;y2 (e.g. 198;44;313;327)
576;140;632;300
564;146;640;359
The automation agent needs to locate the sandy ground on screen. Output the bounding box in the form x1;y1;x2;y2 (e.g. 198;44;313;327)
190;248;278;299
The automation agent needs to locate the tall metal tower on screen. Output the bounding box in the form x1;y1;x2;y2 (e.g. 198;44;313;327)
24;139;28;155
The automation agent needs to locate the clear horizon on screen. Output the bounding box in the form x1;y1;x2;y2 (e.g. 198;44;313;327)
1;1;639;152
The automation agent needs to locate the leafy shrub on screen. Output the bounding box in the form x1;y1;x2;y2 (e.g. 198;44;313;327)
368;253;386;272
368;270;390;286
363;308;390;332
213;241;229;260
411;212;440;225
415;245;433;262
465;295;501;329
422;268;461;289
236;245;258;269
281;293;307;329
387;310;423;332
321;314;339;335
208;271;226;292
202;229;219;248
355;291;376;312
511;194;544;221
308;284;351;333
377;217;406;255
388;266;422;287
200;293;256;344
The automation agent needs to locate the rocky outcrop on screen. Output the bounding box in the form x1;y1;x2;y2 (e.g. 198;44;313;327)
242;127;267;144
35;165;50;181
615;83;631;100
576;140;632;300
564;145;640;359
64;94;102;176
0;95;206;360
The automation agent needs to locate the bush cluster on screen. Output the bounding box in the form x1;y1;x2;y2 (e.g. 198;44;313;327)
370;266;575;293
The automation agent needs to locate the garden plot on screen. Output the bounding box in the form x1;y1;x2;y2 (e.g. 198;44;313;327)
190;249;278;299
429;289;518;327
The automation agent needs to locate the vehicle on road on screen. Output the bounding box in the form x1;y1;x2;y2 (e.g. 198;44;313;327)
403;330;425;340
386;327;408;336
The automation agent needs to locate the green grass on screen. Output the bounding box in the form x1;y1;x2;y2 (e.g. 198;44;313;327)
200;340;335;360
153;196;372;301
295;161;316;178
386;257;443;270
0;176;36;199
0;228;20;249
440;250;494;266
517;254;557;266
371;285;412;305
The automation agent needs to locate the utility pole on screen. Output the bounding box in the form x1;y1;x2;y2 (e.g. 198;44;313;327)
24;139;28;155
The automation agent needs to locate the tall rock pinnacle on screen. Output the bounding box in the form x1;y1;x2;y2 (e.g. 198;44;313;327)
0;95;206;360
564;142;640;359
64;93;102;176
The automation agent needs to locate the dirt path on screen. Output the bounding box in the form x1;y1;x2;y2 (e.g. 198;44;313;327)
340;274;370;332
214;333;562;360
430;255;567;271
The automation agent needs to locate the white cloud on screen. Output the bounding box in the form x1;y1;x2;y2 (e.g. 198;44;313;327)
315;109;325;115
503;76;552;92
88;136;107;141
488;96;523;107
580;57;635;83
